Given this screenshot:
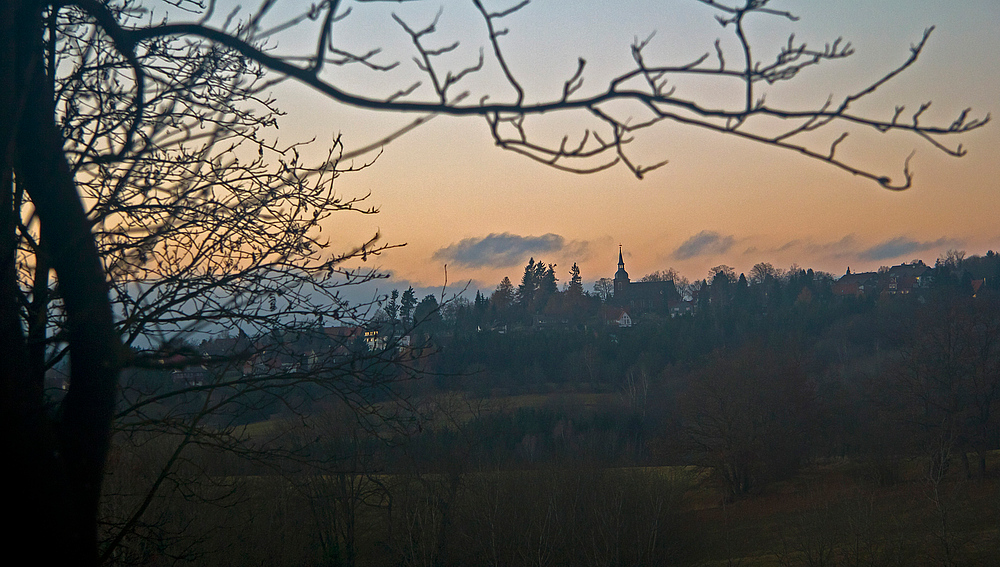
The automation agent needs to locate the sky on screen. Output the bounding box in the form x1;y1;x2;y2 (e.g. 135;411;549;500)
247;0;1000;301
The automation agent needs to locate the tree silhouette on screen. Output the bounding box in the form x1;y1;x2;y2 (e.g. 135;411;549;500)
680;343;812;499
490;276;515;324
567;263;584;297
400;286;418;327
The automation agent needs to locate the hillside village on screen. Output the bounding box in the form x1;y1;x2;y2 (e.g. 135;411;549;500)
126;248;1000;392
43;247;992;417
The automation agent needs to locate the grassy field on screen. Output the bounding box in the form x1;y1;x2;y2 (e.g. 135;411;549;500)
675;457;1000;566
219;395;1000;566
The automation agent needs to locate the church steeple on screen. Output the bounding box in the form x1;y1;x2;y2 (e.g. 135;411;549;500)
614;244;629;297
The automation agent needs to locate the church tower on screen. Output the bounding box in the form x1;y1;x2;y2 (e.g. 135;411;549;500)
614;245;630;298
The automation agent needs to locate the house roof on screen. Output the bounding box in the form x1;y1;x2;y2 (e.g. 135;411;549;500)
835;272;877;286
887;262;931;278
324;325;361;339
601;307;630;322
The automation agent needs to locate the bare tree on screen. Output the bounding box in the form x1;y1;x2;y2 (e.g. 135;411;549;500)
680;344;813;499
592;277;614;302
6;3;415;562
115;0;986;185
1;0;988;562
15;7;426;562
749;262;783;286
895;295;1000;480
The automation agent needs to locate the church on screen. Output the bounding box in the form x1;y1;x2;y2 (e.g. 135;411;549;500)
612;246;680;314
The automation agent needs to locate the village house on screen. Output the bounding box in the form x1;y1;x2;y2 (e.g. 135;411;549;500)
602;307;633;328
832;268;878;297
832;261;933;298
882;260;933;295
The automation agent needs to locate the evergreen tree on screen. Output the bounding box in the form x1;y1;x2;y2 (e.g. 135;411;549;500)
492;277;515;322
568;263;584;297
541;264;558;295
413;295;442;333
385;289;400;322
400;286;417;325
518;258;538;308
493;277;515;307
474;290;489;312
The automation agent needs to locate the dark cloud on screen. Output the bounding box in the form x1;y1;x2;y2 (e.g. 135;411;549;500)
802;235;859;259
777;239;801;252
765;234;964;265
859;237;961;261
673;231;735;260
433;232;571;268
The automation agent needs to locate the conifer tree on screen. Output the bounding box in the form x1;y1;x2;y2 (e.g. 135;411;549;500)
541;264;558;295
385;289;400;322
518;258;538;308
568;263;584;297
492;277;515;315
400;287;417;326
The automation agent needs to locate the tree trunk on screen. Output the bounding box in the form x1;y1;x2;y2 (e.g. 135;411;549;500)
1;1;122;563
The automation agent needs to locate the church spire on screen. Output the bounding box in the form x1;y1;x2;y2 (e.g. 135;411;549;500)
614;244;629;296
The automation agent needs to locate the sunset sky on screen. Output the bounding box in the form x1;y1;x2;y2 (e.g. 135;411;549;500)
256;0;1000;301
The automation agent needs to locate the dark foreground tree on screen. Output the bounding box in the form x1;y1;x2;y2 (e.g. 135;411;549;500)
895;294;1000;480
1;0;988;562
679;343;813;499
15;8;423;565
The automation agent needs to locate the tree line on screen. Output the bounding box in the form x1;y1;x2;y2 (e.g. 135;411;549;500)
406;251;998;337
